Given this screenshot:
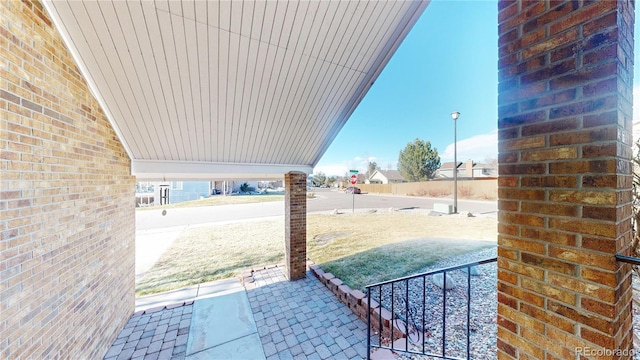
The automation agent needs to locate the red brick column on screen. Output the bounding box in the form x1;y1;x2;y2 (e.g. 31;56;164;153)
497;1;634;359
285;172;307;280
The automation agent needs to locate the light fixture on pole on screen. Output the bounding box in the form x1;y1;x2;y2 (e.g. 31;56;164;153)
451;111;460;214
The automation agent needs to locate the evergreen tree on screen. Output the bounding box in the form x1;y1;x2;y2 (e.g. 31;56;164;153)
397;138;441;181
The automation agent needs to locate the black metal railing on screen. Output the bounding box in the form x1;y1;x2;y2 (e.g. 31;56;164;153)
616;254;640;266
366;257;497;360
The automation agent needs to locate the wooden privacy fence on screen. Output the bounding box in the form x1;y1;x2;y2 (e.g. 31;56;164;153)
358;178;497;200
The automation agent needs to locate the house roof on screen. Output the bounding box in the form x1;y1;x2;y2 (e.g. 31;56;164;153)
371;169;405;181
474;163;494;169
42;0;428;180
439;161;463;170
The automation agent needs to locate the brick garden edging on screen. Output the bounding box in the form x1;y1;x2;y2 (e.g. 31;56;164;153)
240;261;408;344
306;262;408;343
240;263;285;290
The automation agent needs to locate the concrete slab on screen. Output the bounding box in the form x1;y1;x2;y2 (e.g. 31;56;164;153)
185;333;265;360
433;203;453;214
135;285;199;312
197;278;243;298
187;288;259;356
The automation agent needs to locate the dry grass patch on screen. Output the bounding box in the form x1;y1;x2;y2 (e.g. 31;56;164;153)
136;220;285;296
136;212;496;296
307;213;496;290
136;194;284;211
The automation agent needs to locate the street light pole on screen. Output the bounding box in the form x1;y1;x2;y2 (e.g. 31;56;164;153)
451;111;460;214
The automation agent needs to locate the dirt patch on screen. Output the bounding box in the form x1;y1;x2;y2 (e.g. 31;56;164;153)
311;232;351;246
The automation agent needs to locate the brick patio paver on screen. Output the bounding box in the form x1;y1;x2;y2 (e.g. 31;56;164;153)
104;302;193;360
106;267;369;359
246;266;368;359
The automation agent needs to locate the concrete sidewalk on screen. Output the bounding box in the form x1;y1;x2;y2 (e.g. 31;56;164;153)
185;284;265;359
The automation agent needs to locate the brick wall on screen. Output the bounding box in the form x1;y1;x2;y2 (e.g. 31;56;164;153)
497;1;634;359
284;172;307;280
0;1;135;359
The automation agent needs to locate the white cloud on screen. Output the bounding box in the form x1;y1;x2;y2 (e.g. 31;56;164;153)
633;86;640;142
314;156;392;177
634;85;640;118
441;130;498;163
313;159;361;177
312;163;349;177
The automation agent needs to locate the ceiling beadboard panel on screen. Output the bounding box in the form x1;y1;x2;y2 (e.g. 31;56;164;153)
42;0;429;179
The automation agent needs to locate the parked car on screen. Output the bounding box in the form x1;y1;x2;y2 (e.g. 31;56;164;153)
344;186;361;194
211;189;221;195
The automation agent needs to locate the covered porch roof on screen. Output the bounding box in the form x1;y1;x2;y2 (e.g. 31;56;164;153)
42;0;429;180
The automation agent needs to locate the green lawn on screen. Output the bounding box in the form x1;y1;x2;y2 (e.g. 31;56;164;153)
136;212;497;296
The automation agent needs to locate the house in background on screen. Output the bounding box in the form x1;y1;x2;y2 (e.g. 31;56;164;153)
466;161;497;178
436;160;496;179
135;180;266;206
167;181;212;203
135;181;213;206
367;170;407;184
436;161;462;179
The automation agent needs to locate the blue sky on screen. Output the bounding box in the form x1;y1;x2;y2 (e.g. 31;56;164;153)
314;0;499;176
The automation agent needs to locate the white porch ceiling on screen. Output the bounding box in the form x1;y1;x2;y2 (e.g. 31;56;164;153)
43;0;428;180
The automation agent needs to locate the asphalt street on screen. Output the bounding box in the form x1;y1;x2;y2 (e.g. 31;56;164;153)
136;188;497;231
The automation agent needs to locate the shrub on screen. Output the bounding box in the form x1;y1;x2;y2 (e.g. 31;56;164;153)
414;188;427;196
458;186;472;197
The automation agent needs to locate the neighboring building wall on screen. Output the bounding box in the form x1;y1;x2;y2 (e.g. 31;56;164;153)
168;181;211;203
369;172;389;184
473;167;497;178
0;2;135;359
440;160;496;179
437;169;456;178
369;170;407;184
497;1;633;359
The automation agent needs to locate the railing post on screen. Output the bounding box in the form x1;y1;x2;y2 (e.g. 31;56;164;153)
378;286;382;352
422;276;426;355
367;289;371;360
391;283;395;349
442;271;446;357
466;265;471;359
405;279;409;353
